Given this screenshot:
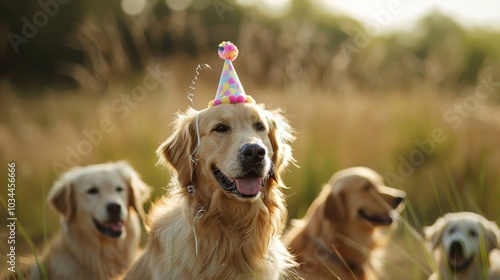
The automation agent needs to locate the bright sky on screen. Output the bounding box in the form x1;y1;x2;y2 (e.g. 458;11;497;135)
316;0;500;33
236;0;500;32
123;0;500;33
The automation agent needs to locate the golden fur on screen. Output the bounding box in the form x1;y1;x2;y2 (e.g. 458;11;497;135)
283;166;406;280
30;161;151;280
425;212;500;280
126;103;298;279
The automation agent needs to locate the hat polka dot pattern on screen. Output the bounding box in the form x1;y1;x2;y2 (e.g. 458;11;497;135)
208;41;255;108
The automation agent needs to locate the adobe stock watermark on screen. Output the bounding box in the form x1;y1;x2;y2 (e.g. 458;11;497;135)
51;65;171;176
6;162;17;273
7;0;70;54
341;0;402;61
384;73;500;188
212;0;234;21
442;74;500;129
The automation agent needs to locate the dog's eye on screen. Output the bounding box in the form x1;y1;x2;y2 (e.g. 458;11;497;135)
213;123;230;133
87;187;99;195
255;122;266;131
449;227;456;234
363;184;372;191
116;186;123;192
469;230;477;238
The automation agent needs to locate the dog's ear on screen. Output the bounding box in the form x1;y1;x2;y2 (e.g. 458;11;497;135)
157;109;198;187
116;161;152;229
424;216;446;249
324;185;346;224
484;219;500;251
266;109;295;180
47;177;76;222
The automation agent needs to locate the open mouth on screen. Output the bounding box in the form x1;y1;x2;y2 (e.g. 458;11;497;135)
212;167;264;199
358;209;393;226
93;219;124;238
448;243;473;272
448;254;473;272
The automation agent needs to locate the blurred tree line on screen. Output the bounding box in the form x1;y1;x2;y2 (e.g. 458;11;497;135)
1;0;500;98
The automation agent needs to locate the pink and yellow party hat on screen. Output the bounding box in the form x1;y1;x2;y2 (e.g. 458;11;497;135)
208;41;255;107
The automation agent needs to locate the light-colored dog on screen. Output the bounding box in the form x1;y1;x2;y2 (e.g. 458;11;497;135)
283;166;406;279
30;161;151;280
125;104;299;279
425;212;500;280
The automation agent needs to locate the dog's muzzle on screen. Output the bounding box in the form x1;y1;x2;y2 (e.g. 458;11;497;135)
93;203;124;238
212;143;273;199
239;143;266;171
447;240;473;272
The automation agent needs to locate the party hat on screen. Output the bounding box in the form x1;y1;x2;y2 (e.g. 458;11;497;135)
208;41;255;107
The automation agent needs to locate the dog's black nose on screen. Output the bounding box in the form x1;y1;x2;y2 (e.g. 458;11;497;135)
392;196;405;208
107;203;121;219
240;143;266;164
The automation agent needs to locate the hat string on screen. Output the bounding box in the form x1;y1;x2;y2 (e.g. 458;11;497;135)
187;63;211;109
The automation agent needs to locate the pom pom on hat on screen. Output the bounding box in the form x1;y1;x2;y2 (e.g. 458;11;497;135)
209;41;254;108
218;41;239;61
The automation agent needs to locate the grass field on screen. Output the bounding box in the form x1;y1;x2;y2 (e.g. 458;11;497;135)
1;65;500;277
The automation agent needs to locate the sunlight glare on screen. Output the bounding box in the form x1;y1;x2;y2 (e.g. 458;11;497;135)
121;0;146;16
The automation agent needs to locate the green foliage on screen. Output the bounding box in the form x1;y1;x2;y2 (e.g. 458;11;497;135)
3;1;500;98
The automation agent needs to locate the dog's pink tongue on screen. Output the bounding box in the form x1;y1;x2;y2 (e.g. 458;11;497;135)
235;177;262;195
107;222;123;231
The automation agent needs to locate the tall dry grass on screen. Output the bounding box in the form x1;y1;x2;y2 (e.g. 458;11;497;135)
1;66;500;277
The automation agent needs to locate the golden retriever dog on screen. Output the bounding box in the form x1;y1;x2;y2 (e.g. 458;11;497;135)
30;161;151;280
125;103;298;279
425;212;500;280
283;166;406;280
